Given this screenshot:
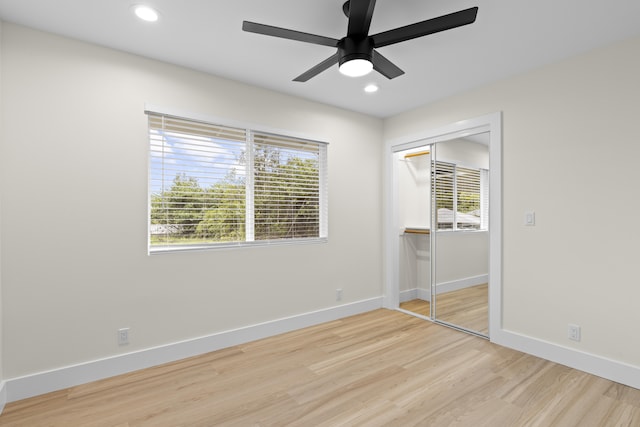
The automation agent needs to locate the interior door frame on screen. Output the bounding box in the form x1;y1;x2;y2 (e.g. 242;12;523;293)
383;112;502;339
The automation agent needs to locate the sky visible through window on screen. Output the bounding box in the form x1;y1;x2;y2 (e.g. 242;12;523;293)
149;129;246;195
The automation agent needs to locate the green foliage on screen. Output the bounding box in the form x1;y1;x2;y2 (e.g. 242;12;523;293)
457;192;480;213
435;190;454;210
150;174;206;239
195;181;246;242
254;148;319;240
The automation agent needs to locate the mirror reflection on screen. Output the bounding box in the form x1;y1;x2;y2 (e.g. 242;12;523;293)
397;132;489;336
397;148;431;318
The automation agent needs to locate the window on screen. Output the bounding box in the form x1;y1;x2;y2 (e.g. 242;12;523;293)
148;112;328;252
433;161;487;231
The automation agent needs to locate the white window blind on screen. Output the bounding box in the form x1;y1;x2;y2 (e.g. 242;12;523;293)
456;166;481;230
148;112;327;252
433;161;487;231
253;132;324;241
433;162;455;230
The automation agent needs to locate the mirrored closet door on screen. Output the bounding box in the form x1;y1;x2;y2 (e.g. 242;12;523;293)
431;134;489;337
396;132;490;337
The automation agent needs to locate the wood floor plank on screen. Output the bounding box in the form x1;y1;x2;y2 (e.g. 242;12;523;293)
1;309;637;426
400;284;489;334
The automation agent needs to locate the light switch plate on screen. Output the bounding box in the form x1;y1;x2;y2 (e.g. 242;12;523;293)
524;211;535;226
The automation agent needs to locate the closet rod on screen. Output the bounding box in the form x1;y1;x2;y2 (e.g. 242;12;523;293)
404;150;430;159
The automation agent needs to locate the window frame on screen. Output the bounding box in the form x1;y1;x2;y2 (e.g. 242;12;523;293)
146;107;329;254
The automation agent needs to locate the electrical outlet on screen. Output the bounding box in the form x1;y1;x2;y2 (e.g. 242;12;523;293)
336;288;343;301
118;328;130;345
568;324;581;342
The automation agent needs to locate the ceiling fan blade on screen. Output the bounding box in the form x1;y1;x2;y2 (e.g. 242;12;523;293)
347;0;377;37
371;7;478;48
243;21;339;47
372;50;404;79
293;52;340;82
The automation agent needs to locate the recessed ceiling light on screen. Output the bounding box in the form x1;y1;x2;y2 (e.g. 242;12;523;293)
133;5;159;22
364;84;379;93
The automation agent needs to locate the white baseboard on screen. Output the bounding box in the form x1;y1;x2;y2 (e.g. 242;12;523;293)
0;381;6;414
399;288;417;303
436;274;488;294
417;288;430;301
400;275;487;303
4;297;383;403
399;288;430;302
491;328;640;390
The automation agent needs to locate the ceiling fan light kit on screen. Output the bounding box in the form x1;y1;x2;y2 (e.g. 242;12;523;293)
242;0;478;82
339;59;373;77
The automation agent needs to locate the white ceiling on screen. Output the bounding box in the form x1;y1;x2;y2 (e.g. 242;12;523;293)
1;0;639;118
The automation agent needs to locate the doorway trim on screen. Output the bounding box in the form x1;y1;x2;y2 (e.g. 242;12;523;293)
383;112;502;339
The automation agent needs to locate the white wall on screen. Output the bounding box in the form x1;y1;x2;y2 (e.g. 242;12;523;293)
434;231;488;286
385;34;640;368
0;23;383;379
397;151;431;230
435;138;489;170
398;234;430;296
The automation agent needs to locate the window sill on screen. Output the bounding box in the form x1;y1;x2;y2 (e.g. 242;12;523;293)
149;237;328;255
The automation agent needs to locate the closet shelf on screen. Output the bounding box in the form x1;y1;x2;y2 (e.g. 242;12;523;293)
404;227;430;235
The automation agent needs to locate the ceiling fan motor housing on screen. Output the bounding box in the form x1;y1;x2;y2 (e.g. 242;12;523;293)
338;37;374;66
342;1;351;18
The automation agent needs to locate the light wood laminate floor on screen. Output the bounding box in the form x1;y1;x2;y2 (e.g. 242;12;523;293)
400;284;489;335
1;309;639;426
399;297;431;317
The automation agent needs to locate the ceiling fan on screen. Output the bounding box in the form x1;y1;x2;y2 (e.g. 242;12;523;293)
242;0;478;82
